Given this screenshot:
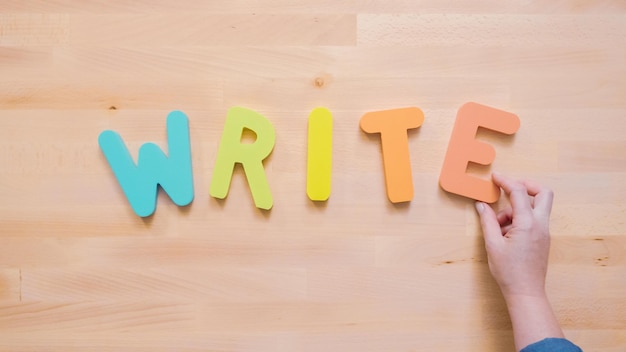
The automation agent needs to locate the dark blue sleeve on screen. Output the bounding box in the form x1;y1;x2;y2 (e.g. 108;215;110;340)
520;338;582;352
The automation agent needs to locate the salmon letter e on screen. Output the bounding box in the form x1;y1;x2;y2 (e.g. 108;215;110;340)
439;102;520;203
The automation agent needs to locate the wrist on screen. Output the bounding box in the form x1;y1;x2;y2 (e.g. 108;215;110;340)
503;292;565;350
499;282;547;301
503;291;550;309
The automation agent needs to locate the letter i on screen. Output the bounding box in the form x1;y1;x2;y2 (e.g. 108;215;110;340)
307;107;333;201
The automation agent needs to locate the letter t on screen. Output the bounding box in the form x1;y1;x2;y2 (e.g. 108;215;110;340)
360;107;424;203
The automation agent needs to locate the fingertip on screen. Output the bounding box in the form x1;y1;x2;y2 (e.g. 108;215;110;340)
491;172;509;189
492;173;529;200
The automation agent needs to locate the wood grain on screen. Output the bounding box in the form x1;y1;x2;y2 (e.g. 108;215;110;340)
1;1;625;351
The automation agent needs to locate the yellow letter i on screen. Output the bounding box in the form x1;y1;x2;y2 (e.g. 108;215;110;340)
306;107;333;201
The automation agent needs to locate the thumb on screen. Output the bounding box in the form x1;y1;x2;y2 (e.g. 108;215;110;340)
475;202;502;245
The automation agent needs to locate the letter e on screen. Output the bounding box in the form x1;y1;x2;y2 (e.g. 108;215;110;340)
439;102;520;203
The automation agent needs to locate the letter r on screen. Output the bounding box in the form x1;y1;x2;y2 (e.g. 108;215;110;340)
209;107;275;210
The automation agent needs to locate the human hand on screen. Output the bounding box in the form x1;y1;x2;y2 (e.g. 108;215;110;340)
475;173;554;299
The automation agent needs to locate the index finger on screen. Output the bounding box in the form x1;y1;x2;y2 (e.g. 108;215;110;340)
492;173;533;218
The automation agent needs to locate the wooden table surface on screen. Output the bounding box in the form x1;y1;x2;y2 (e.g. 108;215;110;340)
1;1;625;351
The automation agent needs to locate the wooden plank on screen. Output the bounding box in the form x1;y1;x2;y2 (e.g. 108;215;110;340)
1;0;625;14
0;1;625;350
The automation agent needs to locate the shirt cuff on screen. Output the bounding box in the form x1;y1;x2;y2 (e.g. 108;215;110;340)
520;338;583;352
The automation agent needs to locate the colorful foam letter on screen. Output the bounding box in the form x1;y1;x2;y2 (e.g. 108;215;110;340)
210;107;275;210
439;102;520;203
307;107;333;201
360;107;424;203
98;111;194;217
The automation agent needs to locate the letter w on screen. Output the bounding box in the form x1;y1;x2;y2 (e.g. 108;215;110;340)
98;111;194;217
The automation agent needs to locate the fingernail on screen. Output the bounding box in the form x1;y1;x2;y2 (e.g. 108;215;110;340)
475;202;484;213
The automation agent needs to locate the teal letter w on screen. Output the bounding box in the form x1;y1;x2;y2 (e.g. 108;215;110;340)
98;111;194;217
